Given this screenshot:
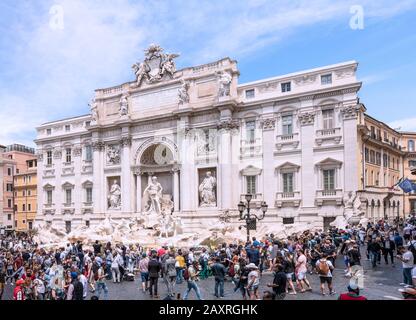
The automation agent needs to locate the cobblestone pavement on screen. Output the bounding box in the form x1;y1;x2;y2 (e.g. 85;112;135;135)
1;248;406;300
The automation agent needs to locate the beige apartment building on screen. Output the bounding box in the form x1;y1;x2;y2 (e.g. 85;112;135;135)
401;132;416;215
357;114;404;222
14;158;38;231
0;144;36;232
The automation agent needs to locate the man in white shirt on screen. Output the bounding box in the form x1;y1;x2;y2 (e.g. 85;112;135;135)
396;246;414;286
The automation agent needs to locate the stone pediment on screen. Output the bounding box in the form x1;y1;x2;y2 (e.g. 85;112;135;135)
240;165;262;176
276;161;300;172
315;157;343;168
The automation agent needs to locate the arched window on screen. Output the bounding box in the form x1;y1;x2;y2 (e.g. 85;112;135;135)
408;140;415;152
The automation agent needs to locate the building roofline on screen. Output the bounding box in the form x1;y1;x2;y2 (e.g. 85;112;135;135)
238;60;358;88
38;114;91;128
364;113;402;135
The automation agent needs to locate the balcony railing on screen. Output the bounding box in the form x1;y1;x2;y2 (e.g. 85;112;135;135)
315;189;343;206
275;191;301;207
276;133;299;142
316;127;341;137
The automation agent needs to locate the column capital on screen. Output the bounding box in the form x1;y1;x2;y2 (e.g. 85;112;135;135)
217;119;240;131
120;136;132;147
298;111;315;126
260;117;276;131
92;140;105;151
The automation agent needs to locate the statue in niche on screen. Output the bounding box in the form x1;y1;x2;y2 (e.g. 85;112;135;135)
199;171;217;207
107;145;121;165
108;180;121;209
178;81;190;105
89;98;99;122
217;71;232;97
119;95;129;116
142;176;163;215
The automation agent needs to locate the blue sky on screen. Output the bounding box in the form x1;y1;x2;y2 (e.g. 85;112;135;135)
0;0;416;147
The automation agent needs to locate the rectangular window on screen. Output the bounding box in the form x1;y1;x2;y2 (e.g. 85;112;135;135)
322;109;334;130
321;74;332;85
23;190;26;196
370;126;375;139
85;145;93;161
323;169;335;191
47;151;52;165
86;187;93;203
283;217;294;225
65;125;70;132
65;189;72;205
376;152;381;166
370;150;375;164
6;184;13;192
66;148;72;163
246;176;256;195
365;148;369;162
85;121;91;128
7;167;12;176
245;89;255;99
46;128;52;135
28;221;33;230
7;214;11;220
282;115;293;135
22;204;25;211
281;82;291;92
27;190;31;196
47;190;53;204
409;160;416;167
383;154;388;167
28;204;31;211
86;221;90;228
282;173;294;193
246;121;256;143
7;199;12;208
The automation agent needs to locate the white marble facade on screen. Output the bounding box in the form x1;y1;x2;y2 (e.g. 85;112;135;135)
35;45;363;232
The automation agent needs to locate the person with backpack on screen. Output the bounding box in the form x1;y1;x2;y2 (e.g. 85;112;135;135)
175;250;185;284
183;260;203;300
163;252;177;298
316;253;335;296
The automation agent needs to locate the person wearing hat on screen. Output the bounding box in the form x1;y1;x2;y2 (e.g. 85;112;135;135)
246;263;260;300
13;279;25;300
338;282;367;300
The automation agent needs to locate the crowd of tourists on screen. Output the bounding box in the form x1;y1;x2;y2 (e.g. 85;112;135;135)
0;214;415;301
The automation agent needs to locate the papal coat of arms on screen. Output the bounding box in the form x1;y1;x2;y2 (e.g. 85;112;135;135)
132;44;179;86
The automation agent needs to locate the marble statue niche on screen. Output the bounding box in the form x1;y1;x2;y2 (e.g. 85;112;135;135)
198;169;217;207
89;98;99;123
217;71;232;97
119;95;129;116
178;80;190;105
142;176;163;215
107;144;121;165
108;177;121;210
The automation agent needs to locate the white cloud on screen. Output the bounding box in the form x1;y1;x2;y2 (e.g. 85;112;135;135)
389;118;416;132
0;0;415;146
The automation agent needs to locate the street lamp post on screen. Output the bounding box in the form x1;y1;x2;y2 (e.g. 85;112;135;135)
237;194;268;242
